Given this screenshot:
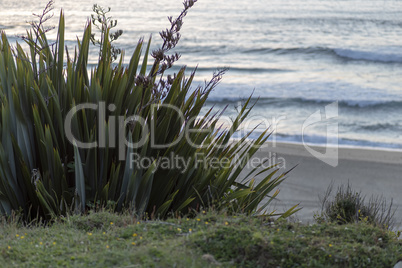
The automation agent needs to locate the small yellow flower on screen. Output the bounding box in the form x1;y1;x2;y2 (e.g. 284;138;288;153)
110;222;114;225
133;233;138;237
329;244;333;247
140;236;143;240
189;228;192;233
225;222;229;226
88;233;92;236
277;229;280;232
7;246;11;249
16;234;19;237
137;221;140;225
196;218;200;221
103;232;106;235
106;245;109;249
20;236;25;239
131;242;136;245
205;221;209;225
177;228;182;232
53;242;56;245
329;254;332;258
24;233;27;235
39;242;43;245
186;218;189;221
202;210;206;214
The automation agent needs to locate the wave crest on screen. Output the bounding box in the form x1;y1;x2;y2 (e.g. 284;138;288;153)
243;46;402;64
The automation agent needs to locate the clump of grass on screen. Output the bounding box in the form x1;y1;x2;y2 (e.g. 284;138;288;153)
64;210;135;231
317;182;396;230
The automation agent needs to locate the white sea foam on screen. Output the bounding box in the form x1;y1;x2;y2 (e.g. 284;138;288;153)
334;48;402;63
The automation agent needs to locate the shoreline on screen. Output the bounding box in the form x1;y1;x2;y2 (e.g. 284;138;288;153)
262;141;402;165
241;141;402;230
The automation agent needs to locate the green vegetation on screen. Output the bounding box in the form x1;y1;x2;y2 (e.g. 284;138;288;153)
0;1;298;221
316;182;396;230
0;211;400;267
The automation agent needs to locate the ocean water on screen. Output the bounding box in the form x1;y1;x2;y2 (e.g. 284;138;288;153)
1;0;402;149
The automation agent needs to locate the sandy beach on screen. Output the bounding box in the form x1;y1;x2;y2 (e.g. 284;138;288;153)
244;142;402;230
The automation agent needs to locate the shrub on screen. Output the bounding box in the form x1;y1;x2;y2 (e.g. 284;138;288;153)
0;1;299;221
317;182;396;229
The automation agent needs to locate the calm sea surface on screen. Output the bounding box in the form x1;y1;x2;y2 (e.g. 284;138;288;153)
1;0;402;149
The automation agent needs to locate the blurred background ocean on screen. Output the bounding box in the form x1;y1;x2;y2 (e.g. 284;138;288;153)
1;0;401;149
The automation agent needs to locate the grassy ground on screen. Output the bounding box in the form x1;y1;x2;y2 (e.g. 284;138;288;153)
0;211;400;267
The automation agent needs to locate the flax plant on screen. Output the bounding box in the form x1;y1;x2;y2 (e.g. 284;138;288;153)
0;1;299;221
